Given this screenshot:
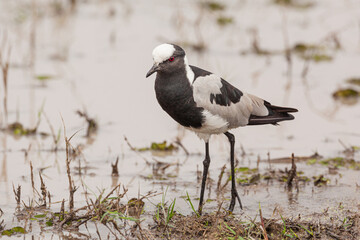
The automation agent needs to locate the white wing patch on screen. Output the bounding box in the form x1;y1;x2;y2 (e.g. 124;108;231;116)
192;74;222;98
152;44;175;64
192;74;269;130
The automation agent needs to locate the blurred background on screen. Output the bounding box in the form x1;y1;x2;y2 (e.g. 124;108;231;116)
0;0;359;237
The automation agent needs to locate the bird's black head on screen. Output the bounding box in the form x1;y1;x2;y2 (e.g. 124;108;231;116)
146;43;186;78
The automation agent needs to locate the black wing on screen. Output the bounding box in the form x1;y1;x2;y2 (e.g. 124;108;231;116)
248;101;298;125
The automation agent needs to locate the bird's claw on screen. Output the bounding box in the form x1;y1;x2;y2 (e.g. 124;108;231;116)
228;188;243;212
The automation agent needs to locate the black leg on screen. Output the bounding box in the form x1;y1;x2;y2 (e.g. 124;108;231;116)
198;141;210;215
224;131;243;212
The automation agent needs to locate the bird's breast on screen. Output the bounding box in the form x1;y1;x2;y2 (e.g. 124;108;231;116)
155;76;204;128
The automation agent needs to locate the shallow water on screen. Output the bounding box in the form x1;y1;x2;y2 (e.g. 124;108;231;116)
0;0;360;238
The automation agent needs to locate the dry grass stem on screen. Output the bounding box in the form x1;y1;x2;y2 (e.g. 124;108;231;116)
29;161;35;194
111;157;119;176
39;172;47;207
12;184;21;207
217;164;226;191
43;112;60;150
175;137;189;156
124;136;151;164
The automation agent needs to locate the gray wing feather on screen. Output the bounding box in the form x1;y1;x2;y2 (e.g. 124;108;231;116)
192;74;268;128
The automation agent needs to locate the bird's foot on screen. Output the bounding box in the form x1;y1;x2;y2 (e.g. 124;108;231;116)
228;187;243;212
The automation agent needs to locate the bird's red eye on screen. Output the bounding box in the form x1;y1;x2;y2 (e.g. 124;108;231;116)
169;57;174;62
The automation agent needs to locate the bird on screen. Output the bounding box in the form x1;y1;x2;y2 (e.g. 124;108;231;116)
146;43;298;215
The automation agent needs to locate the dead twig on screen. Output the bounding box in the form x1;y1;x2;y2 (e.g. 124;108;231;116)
0;33;11;126
287;153;297;189
39;172;47;207
43;112;60;151
29;161;35;195
124;136;151;165
95;223;102;240
174;137;189;156
60;199;65;221
47;191;51;207
281;8;293;105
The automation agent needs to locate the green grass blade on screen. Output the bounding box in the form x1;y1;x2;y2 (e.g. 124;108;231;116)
185;191;200;217
298;224;313;236
224;222;236;235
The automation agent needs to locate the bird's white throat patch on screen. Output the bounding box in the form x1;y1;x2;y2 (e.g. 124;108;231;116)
152;44;175;63
184;56;194;83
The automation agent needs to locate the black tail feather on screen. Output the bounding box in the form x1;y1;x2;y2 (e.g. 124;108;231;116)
248;101;298;126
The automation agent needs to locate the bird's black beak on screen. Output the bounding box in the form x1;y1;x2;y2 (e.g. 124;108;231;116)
146;63;159;78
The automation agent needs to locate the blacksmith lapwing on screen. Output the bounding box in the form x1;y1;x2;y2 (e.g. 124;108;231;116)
146;43;298;214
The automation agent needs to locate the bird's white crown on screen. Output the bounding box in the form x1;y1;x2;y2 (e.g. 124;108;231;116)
152;44;175;64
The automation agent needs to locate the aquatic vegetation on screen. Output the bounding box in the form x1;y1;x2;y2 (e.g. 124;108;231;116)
308;54;333;62
306;155;360;169
332;88;359;104
333;88;359;98
202;1;225;11
274;0;314;8
313;175;330;186
292;43;333;62
137;140;178;152
332;77;360;105
35;75;54;81
151;141;176;151
1;226;26;236
237;173;260;184
347;77;360;86
7;122;37;136
76;110;98;137
217;16;233;26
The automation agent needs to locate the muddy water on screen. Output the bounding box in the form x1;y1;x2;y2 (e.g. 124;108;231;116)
0;0;360;238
